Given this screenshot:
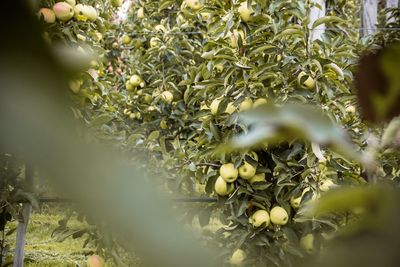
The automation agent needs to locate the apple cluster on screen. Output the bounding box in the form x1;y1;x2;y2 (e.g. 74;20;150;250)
37;0;98;24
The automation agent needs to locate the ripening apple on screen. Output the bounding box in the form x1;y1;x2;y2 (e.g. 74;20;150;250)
252;98;267;108
270;206;289;225
210;98;221;115
250;210;270;227
297;71;315;90
239;98;253;111
300;234;314;254
219;163;238;183
53;2;74;21
249;173;266;183
87;255;104;267
38;8;56;23
238;162;256;180
185;0;202;10
129;75;142;87
238;2;252;22
161;91;174;104
229;249;246;266
214;176;232;196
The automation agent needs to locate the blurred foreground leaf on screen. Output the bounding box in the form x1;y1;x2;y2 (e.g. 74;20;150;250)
231;104;360;162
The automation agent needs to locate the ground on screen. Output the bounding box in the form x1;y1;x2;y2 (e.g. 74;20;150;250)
5;205;92;267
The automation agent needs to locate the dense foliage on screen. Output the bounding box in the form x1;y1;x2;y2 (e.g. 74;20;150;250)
1;0;400;266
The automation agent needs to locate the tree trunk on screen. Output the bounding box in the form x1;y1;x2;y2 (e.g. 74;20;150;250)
362;0;378;36
13;165;34;267
309;0;326;41
386;0;399;23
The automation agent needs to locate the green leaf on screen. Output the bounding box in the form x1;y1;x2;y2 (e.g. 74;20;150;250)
89;114;113;127
312;16;345;29
148;131;160;141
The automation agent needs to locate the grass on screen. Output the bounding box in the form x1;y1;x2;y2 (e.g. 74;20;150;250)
4;205;94;267
2;204;223;266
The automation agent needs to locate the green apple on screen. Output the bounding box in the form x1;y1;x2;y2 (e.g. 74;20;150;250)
74;4;97;22
129;75;142;87
219;163;238;183
160;119;168;130
229;249;246;266
65;0;76;6
252;98;267;108
290;195;301;209
126;81;134;91
161;91;174;104
38;8;56;23
111;0;123;8
270;206;289;225
200;12;211;21
85;6;98;21
249;173;266;183
250;210;270;227
122;35;131;44
319;179;335;192
300;234;314;254
238;162;256;180
69;80;82;94
185;0;202;10
297;71;315;90
143;95;152;104
238;2;252;22
74;4;85;20
225;102;236;114
246;151;258;161
214;176;232;196
239;98;253;111
53;2;74;21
